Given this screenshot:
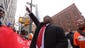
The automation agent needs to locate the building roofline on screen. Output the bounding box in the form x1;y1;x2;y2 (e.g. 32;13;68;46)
52;3;80;17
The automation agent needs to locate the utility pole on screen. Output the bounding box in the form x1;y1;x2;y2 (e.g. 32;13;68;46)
27;0;35;33
30;0;32;11
29;0;32;33
27;1;39;33
35;4;39;20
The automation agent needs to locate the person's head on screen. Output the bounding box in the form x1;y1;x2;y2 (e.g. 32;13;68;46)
43;16;52;24
0;5;5;19
21;30;28;37
77;19;85;30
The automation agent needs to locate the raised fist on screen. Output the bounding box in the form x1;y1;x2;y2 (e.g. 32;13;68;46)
26;6;31;13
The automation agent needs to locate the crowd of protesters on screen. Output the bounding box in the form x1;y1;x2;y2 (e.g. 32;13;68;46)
1;3;85;48
0;5;33;48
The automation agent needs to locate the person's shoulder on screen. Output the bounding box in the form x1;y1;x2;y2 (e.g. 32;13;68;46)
74;31;80;35
41;22;44;24
50;24;63;29
48;24;64;32
40;22;45;25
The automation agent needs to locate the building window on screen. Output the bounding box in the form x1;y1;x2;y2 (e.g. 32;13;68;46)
64;14;70;22
64;14;72;30
75;16;79;20
65;14;70;19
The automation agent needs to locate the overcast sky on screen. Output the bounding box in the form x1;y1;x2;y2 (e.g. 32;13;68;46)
15;0;85;22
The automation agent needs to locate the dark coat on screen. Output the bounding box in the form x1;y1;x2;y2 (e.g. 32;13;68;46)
29;13;68;48
66;32;74;48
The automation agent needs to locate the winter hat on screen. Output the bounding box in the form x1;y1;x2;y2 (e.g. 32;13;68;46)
6;22;12;27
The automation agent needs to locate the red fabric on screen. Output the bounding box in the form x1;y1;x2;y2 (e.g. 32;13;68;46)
24;40;31;48
36;25;46;48
0;25;30;48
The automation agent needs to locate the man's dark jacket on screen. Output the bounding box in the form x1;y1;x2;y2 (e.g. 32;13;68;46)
29;13;68;48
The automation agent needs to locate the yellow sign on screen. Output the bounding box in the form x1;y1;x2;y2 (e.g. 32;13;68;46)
19;17;23;23
19;17;30;26
24;18;30;26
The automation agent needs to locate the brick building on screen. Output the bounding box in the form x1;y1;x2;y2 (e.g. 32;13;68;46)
52;3;84;32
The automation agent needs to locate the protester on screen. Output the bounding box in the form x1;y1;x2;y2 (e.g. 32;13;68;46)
0;5;30;48
66;30;75;48
20;30;28;39
26;6;68;48
74;19;85;48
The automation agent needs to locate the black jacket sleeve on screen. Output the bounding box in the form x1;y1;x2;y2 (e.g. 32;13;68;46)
29;13;40;27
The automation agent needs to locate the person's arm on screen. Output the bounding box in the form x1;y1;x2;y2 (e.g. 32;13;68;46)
26;6;40;27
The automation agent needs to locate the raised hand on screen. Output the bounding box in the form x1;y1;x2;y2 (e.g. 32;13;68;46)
26;6;31;13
